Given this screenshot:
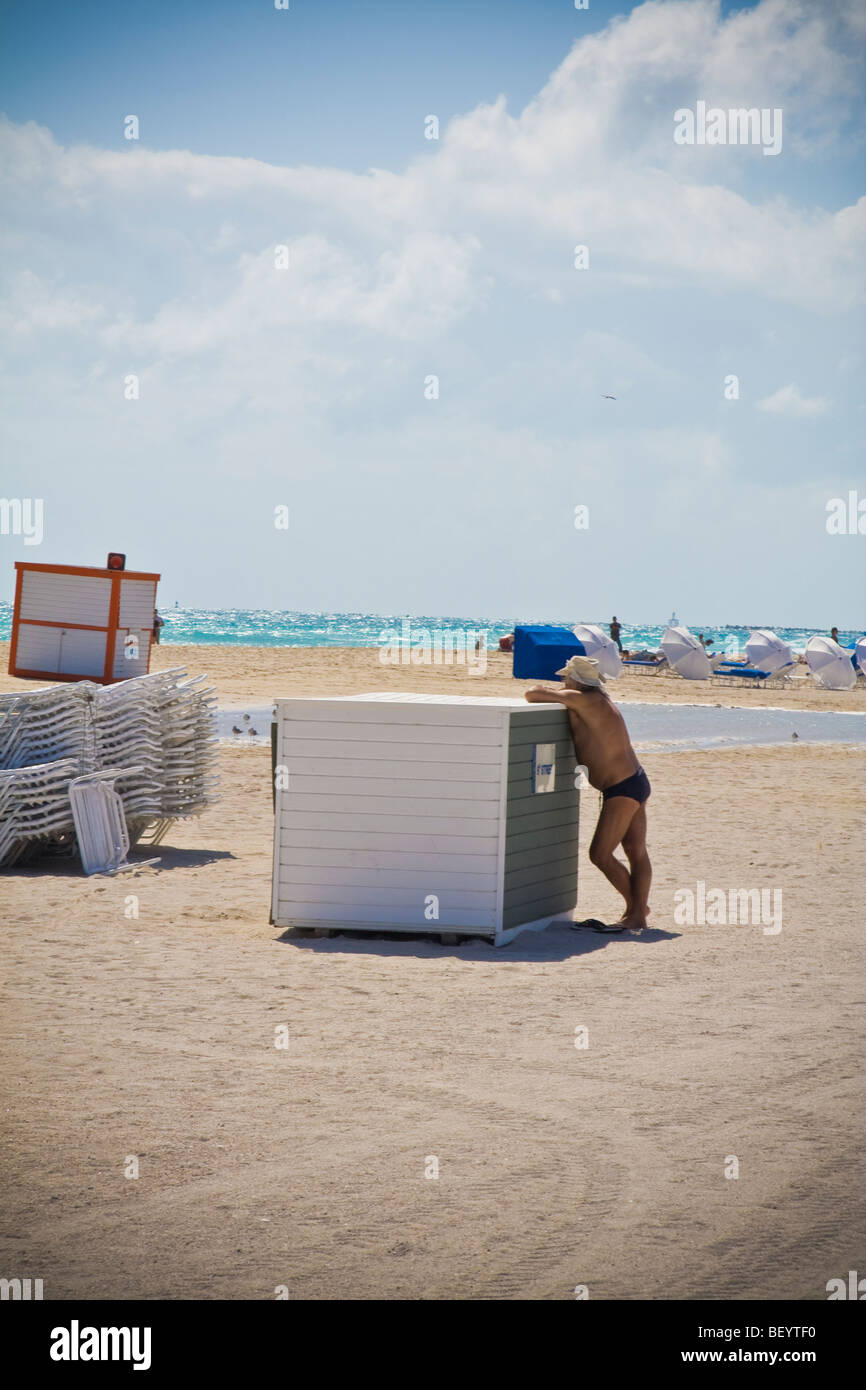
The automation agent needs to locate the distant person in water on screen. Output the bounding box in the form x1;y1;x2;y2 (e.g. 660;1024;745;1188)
609;616;622;652
524;655;651;931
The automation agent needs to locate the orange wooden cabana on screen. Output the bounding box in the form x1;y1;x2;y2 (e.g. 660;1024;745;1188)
8;561;162;685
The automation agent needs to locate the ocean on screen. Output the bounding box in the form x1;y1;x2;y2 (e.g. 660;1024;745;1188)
0;604;857;653
216;701;866;751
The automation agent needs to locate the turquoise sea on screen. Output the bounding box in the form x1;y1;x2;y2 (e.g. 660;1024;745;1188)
0;604;859;653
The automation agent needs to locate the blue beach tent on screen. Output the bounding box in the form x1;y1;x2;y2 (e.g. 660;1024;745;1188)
512;625;585;680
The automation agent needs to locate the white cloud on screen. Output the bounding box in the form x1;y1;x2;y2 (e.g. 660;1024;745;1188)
1;0;863;323
756;383;829;416
0;0;861;621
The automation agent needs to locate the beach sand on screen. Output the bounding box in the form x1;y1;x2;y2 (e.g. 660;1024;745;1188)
0;645;864;1299
1;639;863;711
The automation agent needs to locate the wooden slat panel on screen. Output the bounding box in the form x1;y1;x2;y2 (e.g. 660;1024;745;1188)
15;623;108;678
118;578;157;628
504;855;578;891
507;710;571;734
279;775;499;802
502;705;580;930
503;871;577;908
279;737;503;765
509;724;575;748
272;700;508;936
346;694;519;704
279;810;501;837
278;757;501;784
505;786;580;812
502;890;576;931
280;864;498;892
274;901;497;928
279;846;498;873
504;805;579;838
273;915;494;935
500;838;578;872
19;571;111;625
280;793;499;819
504;825;580;857
277;877;495;907
278;719;503;747
278;700;503;728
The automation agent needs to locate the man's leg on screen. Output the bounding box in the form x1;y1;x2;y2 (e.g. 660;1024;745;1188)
620;802;651;928
588;797;640;915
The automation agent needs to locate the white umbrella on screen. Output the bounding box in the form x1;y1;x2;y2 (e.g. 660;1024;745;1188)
572;624;622;677
745;629;796;675
855;636;866;677
805;636;856;690
661;626;712;680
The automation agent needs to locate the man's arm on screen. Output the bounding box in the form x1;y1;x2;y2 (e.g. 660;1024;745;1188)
523;684;583;709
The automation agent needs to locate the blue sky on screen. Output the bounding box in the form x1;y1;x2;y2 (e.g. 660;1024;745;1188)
1;0;863;625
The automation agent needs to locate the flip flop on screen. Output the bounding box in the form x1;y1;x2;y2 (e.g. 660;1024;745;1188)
571;918;607;930
594;922;643;933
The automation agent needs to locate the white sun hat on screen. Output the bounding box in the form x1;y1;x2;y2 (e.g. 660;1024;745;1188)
555;654;607;688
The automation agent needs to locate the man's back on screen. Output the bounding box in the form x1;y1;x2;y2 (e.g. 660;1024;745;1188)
565;689;639;790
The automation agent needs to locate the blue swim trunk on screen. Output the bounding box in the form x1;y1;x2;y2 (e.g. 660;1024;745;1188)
602;766;651;804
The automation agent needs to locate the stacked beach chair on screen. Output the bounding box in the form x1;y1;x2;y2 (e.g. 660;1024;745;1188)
0;759;82;868
0;669;218;871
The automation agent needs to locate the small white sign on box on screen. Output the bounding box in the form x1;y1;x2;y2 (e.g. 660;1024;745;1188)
533;743;556;793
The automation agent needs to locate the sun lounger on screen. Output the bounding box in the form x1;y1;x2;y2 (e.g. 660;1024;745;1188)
1;669;218;869
69;768;159;875
622;659;667;675
711;665;792;689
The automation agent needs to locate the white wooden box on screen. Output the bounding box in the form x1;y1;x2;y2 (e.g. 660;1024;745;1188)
271;694;581;945
10;561;160;684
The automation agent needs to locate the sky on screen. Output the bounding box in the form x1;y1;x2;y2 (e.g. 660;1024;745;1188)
0;0;864;627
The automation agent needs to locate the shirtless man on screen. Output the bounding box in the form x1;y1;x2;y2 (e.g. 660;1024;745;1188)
524;654;651;930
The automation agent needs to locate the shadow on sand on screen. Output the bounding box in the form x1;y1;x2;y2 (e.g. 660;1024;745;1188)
276;921;678;963
7;846;236;878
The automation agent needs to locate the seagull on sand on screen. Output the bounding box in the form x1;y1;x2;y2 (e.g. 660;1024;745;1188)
231;725;242;735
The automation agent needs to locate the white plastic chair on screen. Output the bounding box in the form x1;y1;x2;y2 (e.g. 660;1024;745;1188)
69;768;159;875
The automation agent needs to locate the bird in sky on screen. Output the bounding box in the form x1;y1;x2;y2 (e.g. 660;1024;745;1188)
602;394;617;400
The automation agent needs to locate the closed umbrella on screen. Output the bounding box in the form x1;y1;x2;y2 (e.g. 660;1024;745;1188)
745;629;796;675
661;626;712;680
572;624;622;677
805;636;856;690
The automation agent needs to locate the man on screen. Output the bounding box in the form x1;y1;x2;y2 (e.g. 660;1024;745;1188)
152;609;164;645
524;654;651;931
609;615;622;651
830;626;839;643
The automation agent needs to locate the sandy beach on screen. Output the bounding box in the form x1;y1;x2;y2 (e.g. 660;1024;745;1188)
157;642;865;713
0;644;863;1300
3;639;860;712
